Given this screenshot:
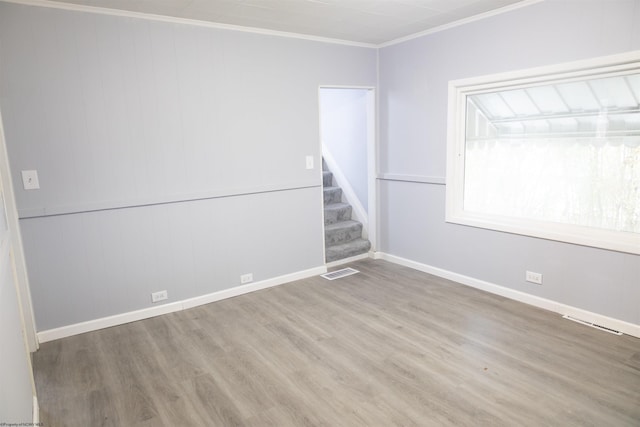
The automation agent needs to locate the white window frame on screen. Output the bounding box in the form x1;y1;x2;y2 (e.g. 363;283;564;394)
446;51;640;255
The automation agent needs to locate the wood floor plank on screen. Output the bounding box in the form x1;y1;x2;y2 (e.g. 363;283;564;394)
33;259;640;426
92;326;162;426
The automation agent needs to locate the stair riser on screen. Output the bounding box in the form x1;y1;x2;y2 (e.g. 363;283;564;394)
326;239;371;263
324;205;352;225
322;171;333;187
323;187;342;205
325;223;362;247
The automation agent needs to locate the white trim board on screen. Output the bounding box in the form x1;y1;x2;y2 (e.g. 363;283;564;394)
378;173;446;185
0;109;38;351
1;0;543;49
379;0;544;47
37;265;327;343
19;183;320;219
377;252;640;339
445;50;640;256
317;85;377;252
32;396;39;425
0;0;376;48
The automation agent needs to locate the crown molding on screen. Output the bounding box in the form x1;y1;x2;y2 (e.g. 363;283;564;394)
0;0;544;48
379;0;544;48
0;0;377;48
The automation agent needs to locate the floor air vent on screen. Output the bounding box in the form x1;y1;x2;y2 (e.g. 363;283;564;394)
321;268;359;281
562;315;622;335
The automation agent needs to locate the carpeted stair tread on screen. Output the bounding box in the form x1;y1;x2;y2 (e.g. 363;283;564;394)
324;202;352;225
323;186;342;205
325;219;361;232
324;202;350;211
321;158;371;263
325;220;362;246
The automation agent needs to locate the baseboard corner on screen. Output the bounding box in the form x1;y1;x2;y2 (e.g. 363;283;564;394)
377;252;640;339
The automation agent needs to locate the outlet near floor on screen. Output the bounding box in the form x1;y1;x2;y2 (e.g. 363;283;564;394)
240;273;253;284
151;290;168;303
525;271;543;285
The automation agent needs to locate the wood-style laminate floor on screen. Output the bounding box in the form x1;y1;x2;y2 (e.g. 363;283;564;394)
33;259;640;426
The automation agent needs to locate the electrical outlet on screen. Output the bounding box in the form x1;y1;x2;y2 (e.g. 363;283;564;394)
240;273;253;284
151;290;168;303
525;271;543;285
306;155;314;170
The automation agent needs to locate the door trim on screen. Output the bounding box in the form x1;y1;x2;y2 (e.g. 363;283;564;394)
318;85;377;259
0;109;38;350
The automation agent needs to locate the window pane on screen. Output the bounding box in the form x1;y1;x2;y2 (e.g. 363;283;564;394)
464;72;640;234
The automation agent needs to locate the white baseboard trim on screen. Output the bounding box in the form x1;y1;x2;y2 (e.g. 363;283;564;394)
378;252;640;338
37;265;327;343
33;395;39;424
180;266;326;309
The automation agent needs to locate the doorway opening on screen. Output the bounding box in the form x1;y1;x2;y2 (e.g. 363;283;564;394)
318;86;376;264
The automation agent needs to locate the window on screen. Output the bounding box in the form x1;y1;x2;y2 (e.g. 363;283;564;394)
446;52;640;255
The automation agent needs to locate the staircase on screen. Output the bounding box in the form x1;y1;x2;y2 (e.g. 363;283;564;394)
323;160;371;263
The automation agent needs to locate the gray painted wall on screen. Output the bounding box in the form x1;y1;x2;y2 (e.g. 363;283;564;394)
378;0;640;325
1;0;639;334
0;3;376;330
319;88;369;212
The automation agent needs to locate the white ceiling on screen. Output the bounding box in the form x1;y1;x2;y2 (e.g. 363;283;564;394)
41;0;533;45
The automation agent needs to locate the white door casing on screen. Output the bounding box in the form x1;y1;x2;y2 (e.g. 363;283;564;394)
0;110;38;423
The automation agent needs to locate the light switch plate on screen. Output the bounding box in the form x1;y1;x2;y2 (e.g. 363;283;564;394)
21;170;40;190
306;155;314;170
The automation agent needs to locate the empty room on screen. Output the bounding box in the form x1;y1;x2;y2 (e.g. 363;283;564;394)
1;0;639;425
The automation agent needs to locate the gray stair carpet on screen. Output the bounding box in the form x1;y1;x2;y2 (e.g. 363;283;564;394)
322;162;371;263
